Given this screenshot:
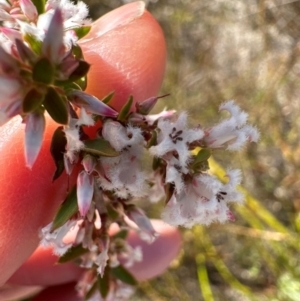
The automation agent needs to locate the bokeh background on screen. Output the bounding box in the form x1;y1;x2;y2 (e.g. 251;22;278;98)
81;0;300;300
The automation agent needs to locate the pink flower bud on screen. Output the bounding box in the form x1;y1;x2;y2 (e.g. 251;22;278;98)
77;171;94;217
227;210;235;222
24;112;45;168
63;154;74;175
82;154;96;174
19;0;38;21
42;8;64;63
136;94;170;115
0;46;19;74
127;207;158;242
0;27;22;42
69;90;118;118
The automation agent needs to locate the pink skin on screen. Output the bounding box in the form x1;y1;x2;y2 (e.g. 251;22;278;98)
0;2;181;301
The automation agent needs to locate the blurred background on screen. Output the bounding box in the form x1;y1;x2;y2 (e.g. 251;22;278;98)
85;1;300;300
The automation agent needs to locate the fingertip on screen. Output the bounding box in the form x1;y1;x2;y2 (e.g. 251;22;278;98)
127;220;181;281
80;5;166;111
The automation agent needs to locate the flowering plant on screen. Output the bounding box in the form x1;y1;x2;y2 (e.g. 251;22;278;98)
0;0;259;300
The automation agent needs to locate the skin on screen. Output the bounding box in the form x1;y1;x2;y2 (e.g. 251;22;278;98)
0;2;181;300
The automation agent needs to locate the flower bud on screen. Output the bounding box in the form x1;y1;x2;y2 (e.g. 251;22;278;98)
42;8;64;63
24;112;45;168
69;90;118;118
82;154;96;174
127;207;158;242
77;171;94;217
19;0;38;21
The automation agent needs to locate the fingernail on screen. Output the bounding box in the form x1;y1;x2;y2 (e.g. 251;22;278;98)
82;1;146;40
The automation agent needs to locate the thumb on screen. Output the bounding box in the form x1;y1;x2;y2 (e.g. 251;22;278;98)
0;2;167;286
80;1;166;111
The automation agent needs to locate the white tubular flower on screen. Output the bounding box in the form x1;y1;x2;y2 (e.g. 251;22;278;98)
46;0;90;29
162;170;244;228
77;170;94;217
150;112;204;169
24;112;45;168
204;100;260;151
102;119;144;151
98;150;148;199
64;109;94;162
40;220;77;256
165;156;185;193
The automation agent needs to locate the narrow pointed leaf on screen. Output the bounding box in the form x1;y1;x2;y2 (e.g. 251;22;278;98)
83;138;120;157
44;87;69;125
112;229;128;240
72;45;83;59
32;0;45;14
51;185;78;231
117;95;133;122
24;33;42;54
97;265;110;298
58;244;89;263
194;149;211;163
146;130;157;148
32;57;55;84
111;265;137;285
102;91;115;104
74;26;91;40
23;88;45;113
50;126;67;181
85;281;97;300
68;60;90;82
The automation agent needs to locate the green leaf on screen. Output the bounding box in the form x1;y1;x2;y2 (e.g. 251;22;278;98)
23;88;45;113
72;45;83;60
112;229;129;240
50;126;67;181
51;185;78;231
146;130;157;148
24;34;42;55
68;60;90;82
32;57;55;84
102;91;115;104
106;203;119;220
85;281;97;300
32;0;45;14
117;95;133;122
73;26;91;40
111;265;137;285
58;244;89;263
152;157;162;171
97;265;110;298
55;81;82;92
43;87;69;125
83;138;120;157
194;149;211;163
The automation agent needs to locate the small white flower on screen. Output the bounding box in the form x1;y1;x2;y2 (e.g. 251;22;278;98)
162;170;244;227
95;249;109;277
150;112;204;169
102;119;144;152
204;100;260;150
98;149;148;199
39;220;78;255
